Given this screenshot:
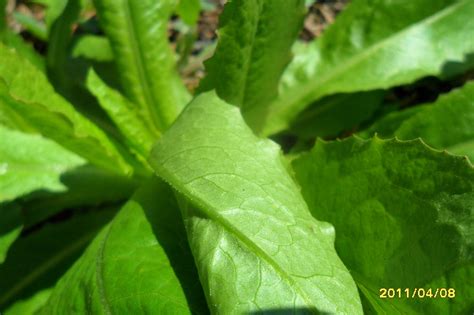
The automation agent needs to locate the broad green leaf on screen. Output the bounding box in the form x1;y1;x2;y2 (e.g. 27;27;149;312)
42;179;207;314
360;81;474;161
71;35;114;62
0;43;133;175
0;203;22;264
177;0;201;25
0;126;85;203
198;0;305;132
21;165;137;227
149;91;362;314
0;208;115;310
94;0;190;133
264;0;474;135
86;69;156;160
290;90;384;139
292;136;474;314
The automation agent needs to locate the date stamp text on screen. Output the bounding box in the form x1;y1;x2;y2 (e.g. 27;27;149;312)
379;288;455;299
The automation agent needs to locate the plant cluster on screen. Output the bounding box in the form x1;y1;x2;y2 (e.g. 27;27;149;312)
0;0;473;314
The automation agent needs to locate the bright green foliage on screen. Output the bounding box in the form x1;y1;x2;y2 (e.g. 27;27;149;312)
0;203;21;264
0;209;116;311
1;0;473;312
0;44;132;175
292;137;474;314
0;126;84;203
150;92;362;314
0;32;45;71
264;0;474;135
86;69;156;160
198;0;305;132
361;81;474;161
94;0;190;133
42;179;207;314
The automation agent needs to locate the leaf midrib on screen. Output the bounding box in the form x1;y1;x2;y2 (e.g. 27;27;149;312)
156;165;319;313
121;0;166;132
239;0;264;111
271;0;467;126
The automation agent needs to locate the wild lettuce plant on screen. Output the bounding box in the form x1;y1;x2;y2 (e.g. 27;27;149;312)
0;0;473;314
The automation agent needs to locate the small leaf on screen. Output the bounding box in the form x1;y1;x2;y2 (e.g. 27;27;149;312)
0;126;85;203
42;179;207;314
0;208;116;310
149;91;362;314
198;0;305;132
265;0;474;135
12;12;47;41
94;0;190;132
71;35;114;62
361;81;474;161
177;0;201;26
292;136;474;314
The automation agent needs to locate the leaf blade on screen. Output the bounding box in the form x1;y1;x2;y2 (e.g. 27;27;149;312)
198;0;305;132
292;136;474;313
149;91;362;314
94;0;190;132
0;43;133;175
0;126;85;203
41;179;207;314
265;0;474;135
360;81;474;161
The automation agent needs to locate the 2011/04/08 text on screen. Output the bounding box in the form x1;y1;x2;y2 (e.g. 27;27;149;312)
379;288;455;299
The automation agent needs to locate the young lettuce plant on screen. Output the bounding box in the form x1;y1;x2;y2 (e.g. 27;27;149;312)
0;0;473;314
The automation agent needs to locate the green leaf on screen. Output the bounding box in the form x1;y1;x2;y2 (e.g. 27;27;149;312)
4;289;52;315
0;203;22;264
149;91;362;314
198;0;305;132
360;81;474;161
292;136;474;313
42;178;207;314
71;35;114;62
21;165;137;227
0;208;116;310
176;0;201;25
0;126;85;203
0;32;45;71
0;43;133;175
265;0;474;135
12;12;47;41
29;0;69;30
291;90;385;139
86;69;156;160
94;0;190;133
